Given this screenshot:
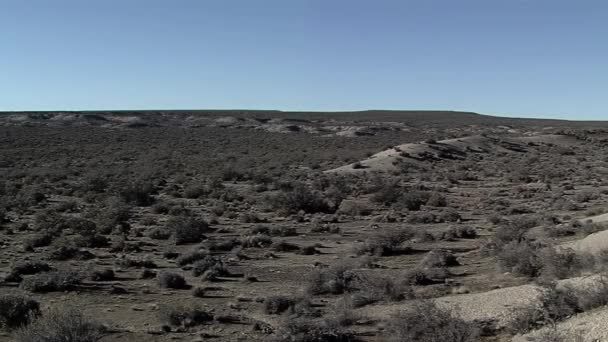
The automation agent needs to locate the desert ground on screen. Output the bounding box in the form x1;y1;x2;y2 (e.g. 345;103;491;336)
2;110;608;341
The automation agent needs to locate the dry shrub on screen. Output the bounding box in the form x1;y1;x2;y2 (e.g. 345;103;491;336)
385;300;478;342
0;294;40;330
270;184;331;215
168;216;210;245
15;307;104;342
157;271;188;289
191;256;229;278
159;305;212;329
355;229;414;256
271;316;354;342
306;262;359;295
420;250;459;268
20;270;83;293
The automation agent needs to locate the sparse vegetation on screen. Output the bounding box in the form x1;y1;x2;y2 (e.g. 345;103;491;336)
157;271;188;289
2;111;608;341
385;300;479;341
14;307;105;342
159;304;213;329
0;294;40;330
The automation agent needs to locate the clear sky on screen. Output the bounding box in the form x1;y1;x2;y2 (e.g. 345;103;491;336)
1;0;606;120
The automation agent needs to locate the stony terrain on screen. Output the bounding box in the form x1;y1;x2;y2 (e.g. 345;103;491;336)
1;110;608;342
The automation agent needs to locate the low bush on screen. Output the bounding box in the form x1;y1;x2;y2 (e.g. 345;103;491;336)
166;216;210;245
159;305;213;328
370;180;402;205
148;227;171;240
205;238;240;251
157;271;188;289
420;250;459;268
14;307;105;342
538;248;588;280
441;226;477;240
48;241;80;261
272;316;354;342
395;191;431;211
241;234;273;248
23;232;55;251
407;212;436;224
119;181;156;206
385;300;479;341
0;294;40;330
497;241;589;280
115;257;157;269
86;197;131;234
192;287;205;298
272;240;301;253
355;229;414;256
151;201;170;214
263;296;296;315
496;240;543;278
271;226;298;237
183;184;208;199
507;284;580;334
176;250;208;266
575;276;608;311
543;224;576;238
20;270;83;293
89;269;115;281
9;262;51;279
191;256;228;278
402;267;449;286
270;184;332;215
438;208;461;222
426;191;447;207
306;262;359;295
494;215;540;247
350;276;412;307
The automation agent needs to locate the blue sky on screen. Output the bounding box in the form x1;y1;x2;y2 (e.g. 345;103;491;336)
0;0;606;120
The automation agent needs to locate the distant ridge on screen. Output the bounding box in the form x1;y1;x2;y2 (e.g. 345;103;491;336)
0;109;606;128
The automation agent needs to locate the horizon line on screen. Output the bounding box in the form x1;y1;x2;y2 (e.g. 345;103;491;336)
0;108;604;122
